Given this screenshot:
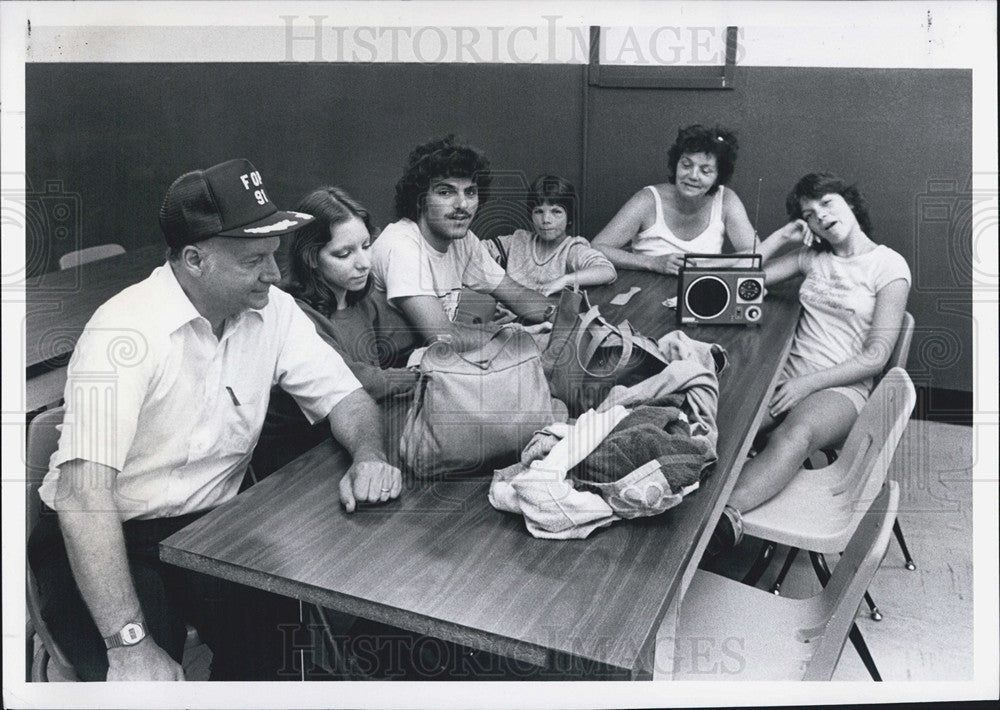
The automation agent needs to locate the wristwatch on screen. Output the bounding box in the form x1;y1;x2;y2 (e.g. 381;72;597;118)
104;621;147;649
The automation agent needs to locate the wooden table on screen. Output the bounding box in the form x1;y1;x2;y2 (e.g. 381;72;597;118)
161;270;801;680
24;245;166;410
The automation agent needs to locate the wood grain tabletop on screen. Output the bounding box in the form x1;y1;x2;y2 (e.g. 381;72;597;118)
161;269;801;679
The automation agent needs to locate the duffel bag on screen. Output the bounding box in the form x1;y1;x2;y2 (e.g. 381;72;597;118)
401;327;556;477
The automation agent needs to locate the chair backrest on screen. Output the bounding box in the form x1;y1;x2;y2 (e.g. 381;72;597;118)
58;244;125;270
886;311;915;373
832;368;915;501
26;406;76;673
803;481;899;680
26;407;65;535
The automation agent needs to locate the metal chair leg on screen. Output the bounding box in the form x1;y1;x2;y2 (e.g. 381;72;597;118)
864;591;883;621
893;519;916;570
848;622;883;681
26;627;34;682
809;551;882;681
769;547;799;595
808;550;830;584
313;604;363;680
741;541;776;587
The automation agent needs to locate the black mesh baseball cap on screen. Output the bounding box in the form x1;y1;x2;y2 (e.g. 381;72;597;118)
158;158;313;248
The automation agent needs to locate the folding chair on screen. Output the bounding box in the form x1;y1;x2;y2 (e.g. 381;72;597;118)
738;369;916;680
673;482;899;680
26;407;205;681
791;312;917;618
815;312;917;572
26;407;78;681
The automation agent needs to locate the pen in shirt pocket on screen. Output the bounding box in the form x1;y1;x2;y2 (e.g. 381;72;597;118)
225;386;241;406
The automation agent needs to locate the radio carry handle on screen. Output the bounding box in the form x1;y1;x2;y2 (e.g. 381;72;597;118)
679;252;763;270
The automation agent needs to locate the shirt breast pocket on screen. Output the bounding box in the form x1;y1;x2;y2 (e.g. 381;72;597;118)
220;384;265;457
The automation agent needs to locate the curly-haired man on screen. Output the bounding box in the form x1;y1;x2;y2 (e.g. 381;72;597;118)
371;135;555;352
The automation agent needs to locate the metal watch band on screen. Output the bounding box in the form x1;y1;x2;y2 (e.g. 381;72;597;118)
103;621;146;649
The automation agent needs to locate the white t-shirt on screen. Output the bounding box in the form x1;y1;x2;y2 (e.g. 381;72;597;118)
39;264;362;520
782;244;911;405
370;218;506;321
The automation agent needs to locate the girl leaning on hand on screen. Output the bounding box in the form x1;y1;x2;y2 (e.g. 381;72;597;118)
709;172;911;552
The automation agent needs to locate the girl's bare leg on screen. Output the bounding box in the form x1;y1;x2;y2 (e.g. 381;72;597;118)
728;390;857;513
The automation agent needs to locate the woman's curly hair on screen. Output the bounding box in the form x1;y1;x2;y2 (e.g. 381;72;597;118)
394;134;493;222
785;172;873;252
666;124;739;194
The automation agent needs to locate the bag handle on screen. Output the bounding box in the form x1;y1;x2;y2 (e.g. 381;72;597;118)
617;319;670;366
573;307;606;354
582;322;617;364
574;306;635;377
448;325;522;371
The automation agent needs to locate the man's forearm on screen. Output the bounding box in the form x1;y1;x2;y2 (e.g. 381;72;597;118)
493;275;556;323
327;388;390;462
442;320;502;351
397;295;500;353
55;460;144;637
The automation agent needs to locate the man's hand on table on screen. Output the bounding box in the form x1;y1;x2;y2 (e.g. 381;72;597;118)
339;459;403;513
106;638;184;681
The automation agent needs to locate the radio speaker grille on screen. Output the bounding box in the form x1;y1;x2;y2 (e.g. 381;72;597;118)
685;275;731;319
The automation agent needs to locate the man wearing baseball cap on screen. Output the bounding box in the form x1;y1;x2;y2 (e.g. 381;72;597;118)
28;159;402;681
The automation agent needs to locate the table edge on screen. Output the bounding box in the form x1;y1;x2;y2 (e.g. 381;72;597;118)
160;541;567;672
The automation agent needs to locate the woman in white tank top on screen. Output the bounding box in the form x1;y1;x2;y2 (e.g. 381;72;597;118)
593;125;757;275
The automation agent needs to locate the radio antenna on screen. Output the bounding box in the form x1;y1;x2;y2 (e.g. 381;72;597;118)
752;177;763;254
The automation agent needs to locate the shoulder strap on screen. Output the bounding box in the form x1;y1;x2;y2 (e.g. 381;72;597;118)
711;185;725;222
488;236;509;270
645;185;665;226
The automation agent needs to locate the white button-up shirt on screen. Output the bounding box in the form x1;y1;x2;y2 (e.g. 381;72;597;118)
39;264;362;520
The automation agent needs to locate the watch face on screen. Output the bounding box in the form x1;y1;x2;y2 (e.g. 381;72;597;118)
121;622;145;645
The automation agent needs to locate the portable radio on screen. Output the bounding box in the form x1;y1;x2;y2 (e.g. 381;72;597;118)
677;253;765;325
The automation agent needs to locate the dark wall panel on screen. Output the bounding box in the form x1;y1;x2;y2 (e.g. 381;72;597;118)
25;62;585;261
26;63;971;392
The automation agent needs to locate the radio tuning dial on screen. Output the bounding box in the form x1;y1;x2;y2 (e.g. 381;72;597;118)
738;279;762;301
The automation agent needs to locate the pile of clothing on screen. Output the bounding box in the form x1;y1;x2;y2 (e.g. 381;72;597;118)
489;331;727;539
